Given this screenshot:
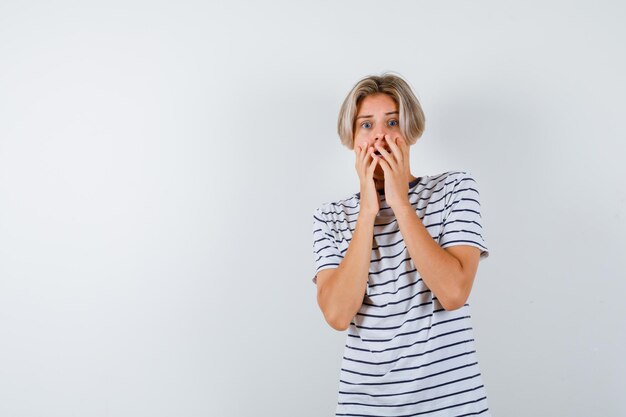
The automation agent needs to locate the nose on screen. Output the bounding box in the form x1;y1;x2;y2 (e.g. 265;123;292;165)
371;128;392;151
373;125;391;141
373;123;391;143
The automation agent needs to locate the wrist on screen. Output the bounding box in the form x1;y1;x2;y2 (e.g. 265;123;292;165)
391;203;415;214
358;210;378;222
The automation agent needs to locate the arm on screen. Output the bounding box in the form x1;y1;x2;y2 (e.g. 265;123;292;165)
370;138;487;309
393;205;481;310
316;211;377;331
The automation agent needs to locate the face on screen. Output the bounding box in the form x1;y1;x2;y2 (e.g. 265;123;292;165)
353;93;402;181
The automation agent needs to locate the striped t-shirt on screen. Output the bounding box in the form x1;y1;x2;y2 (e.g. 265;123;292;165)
311;171;491;417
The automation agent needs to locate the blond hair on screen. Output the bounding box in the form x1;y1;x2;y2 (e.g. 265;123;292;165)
337;72;426;149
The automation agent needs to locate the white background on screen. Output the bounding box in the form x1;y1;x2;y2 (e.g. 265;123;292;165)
1;1;625;416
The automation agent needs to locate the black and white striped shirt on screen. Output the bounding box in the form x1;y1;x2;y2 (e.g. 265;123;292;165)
312;171;491;417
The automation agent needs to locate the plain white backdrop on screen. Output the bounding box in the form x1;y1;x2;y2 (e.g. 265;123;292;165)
1;1;625;416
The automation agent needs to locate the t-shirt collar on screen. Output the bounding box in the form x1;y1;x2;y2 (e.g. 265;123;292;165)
355;176;421;199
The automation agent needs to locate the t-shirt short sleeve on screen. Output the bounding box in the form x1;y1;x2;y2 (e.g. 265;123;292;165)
439;172;490;260
311;206;343;284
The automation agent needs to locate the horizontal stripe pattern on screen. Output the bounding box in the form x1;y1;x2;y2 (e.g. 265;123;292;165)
311;171;491;416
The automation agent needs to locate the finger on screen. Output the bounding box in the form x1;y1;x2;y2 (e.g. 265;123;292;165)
367;148;378;171
375;140;396;170
358;146;366;169
396;136;407;149
358;145;368;164
384;134;403;164
356;146;367;178
395;136;407;158
366;146;376;163
358;146;373;175
357;144;364;159
367;154;378;178
377;154;389;172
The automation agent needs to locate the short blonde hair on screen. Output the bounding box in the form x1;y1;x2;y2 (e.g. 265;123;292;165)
337;72;426;149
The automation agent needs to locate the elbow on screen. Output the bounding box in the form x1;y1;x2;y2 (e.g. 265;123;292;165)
328;316;350;331
323;305;352;331
317;280;353;331
322;308;350;331
441;298;466;311
438;270;474;311
439;289;469;311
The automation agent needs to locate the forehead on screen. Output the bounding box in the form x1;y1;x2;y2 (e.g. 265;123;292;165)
357;93;398;114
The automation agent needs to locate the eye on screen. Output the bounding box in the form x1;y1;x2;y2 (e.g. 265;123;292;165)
388;119;399;127
361;121;372;129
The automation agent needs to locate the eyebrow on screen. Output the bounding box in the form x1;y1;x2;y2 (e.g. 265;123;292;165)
356;111;399;120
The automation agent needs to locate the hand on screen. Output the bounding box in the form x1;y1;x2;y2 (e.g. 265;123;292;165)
374;134;412;210
354;143;380;217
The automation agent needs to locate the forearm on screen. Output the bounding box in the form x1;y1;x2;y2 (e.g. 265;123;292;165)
318;211;377;330
392;204;466;310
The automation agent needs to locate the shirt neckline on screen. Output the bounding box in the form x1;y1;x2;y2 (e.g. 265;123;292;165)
355;176;422;200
